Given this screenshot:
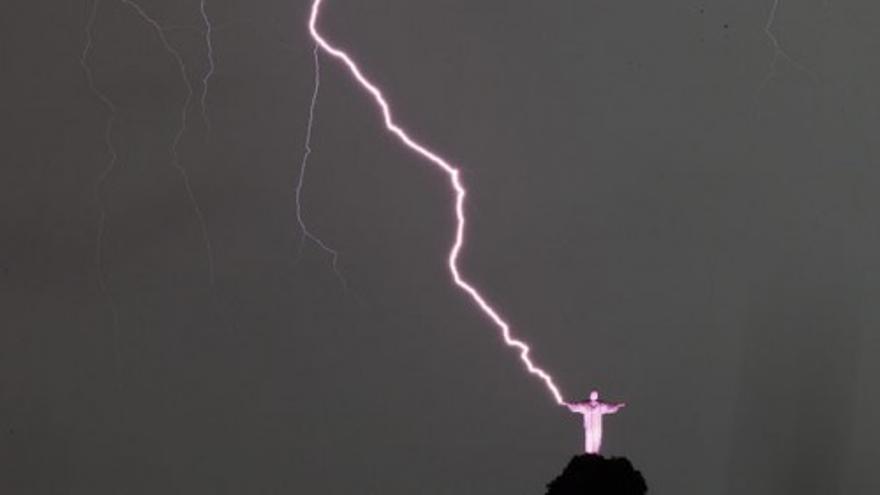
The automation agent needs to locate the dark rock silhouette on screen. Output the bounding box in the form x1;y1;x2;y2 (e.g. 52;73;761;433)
546;454;647;494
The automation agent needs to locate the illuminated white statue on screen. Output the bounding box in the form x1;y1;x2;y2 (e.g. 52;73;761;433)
566;390;625;454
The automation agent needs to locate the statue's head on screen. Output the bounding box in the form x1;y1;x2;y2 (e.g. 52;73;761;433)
589;390;599;401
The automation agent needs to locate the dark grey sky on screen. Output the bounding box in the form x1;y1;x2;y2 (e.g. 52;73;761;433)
2;0;879;493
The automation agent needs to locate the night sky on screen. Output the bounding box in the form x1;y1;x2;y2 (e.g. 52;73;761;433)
3;0;880;493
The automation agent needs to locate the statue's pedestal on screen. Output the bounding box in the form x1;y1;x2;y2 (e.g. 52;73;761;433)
546;454;647;494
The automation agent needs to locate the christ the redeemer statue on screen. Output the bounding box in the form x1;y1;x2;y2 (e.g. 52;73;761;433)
566;390;625;454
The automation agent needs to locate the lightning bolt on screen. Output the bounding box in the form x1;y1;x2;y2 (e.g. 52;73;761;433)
294;44;349;291
123;0;217;285
309;0;566;406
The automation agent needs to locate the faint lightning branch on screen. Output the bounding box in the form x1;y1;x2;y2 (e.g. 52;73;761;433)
81;0;122;374
199;0;214;133
295;45;349;291
309;0;566;405
123;0;217;285
759;0;817;92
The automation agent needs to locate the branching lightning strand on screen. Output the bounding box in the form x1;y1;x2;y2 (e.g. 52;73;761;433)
123;0;217;285
294;44;349;291
759;0;817;92
199;0;214;133
81;0;122;376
